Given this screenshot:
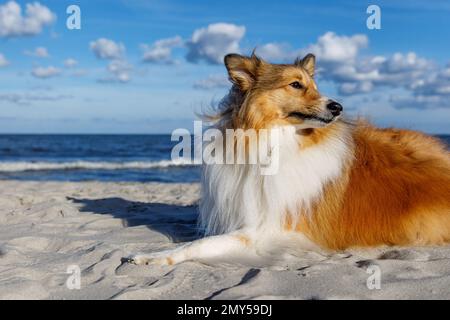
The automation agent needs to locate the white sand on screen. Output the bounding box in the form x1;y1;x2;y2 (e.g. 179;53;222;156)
0;180;449;300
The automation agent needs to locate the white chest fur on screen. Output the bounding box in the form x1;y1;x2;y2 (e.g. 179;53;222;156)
199;126;351;235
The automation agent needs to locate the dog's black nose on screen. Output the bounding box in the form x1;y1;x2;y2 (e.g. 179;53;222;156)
326;100;343;116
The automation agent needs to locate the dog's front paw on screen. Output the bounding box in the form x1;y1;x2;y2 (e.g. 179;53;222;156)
123;254;153;265
123;253;175;266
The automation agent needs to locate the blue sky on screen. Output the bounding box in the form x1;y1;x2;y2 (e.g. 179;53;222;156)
0;0;449;133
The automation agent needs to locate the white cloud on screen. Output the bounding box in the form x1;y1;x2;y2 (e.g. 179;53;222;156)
31;66;61;79
62;58;86;77
193;74;230;90
248;33;368;64
254;33;368;64
90;38;125;60
319;44;444;109
394;63;450;109
141;36;183;64
286;32;437;103
381;52;431;74
0;53;10;67
256;43;297;62
338;81;373;95
64;58;78;68
24;46;49;58
297;33;373;89
0;1;56;37
186;23;245;64
99;60;132;83
108;60;131;82
305;32;368;64
327;52;434;96
90;38;131;83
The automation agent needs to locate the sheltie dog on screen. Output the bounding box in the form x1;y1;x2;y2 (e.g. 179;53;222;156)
127;52;450;266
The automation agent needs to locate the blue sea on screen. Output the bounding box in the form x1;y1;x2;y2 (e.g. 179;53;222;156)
0;135;200;183
0;134;448;183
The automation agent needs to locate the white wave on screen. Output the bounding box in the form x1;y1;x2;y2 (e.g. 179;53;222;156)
0;159;197;172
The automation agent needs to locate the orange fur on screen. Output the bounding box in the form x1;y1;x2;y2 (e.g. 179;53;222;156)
289;124;450;249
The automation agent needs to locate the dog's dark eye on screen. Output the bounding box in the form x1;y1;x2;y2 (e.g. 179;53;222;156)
290;81;303;89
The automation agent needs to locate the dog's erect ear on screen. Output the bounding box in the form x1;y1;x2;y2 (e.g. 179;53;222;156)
224;53;261;91
295;53;315;77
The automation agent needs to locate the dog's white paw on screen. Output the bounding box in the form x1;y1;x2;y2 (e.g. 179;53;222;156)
124;253;175;266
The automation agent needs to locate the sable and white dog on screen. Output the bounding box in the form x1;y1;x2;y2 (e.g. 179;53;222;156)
127;53;450;266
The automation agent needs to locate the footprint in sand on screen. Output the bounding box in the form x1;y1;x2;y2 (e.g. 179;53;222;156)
354;259;376;269
377;249;430;261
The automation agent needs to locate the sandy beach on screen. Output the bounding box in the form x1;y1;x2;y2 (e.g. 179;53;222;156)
0;180;449;300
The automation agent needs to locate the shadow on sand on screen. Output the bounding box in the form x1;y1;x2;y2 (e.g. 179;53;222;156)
67;197;200;243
